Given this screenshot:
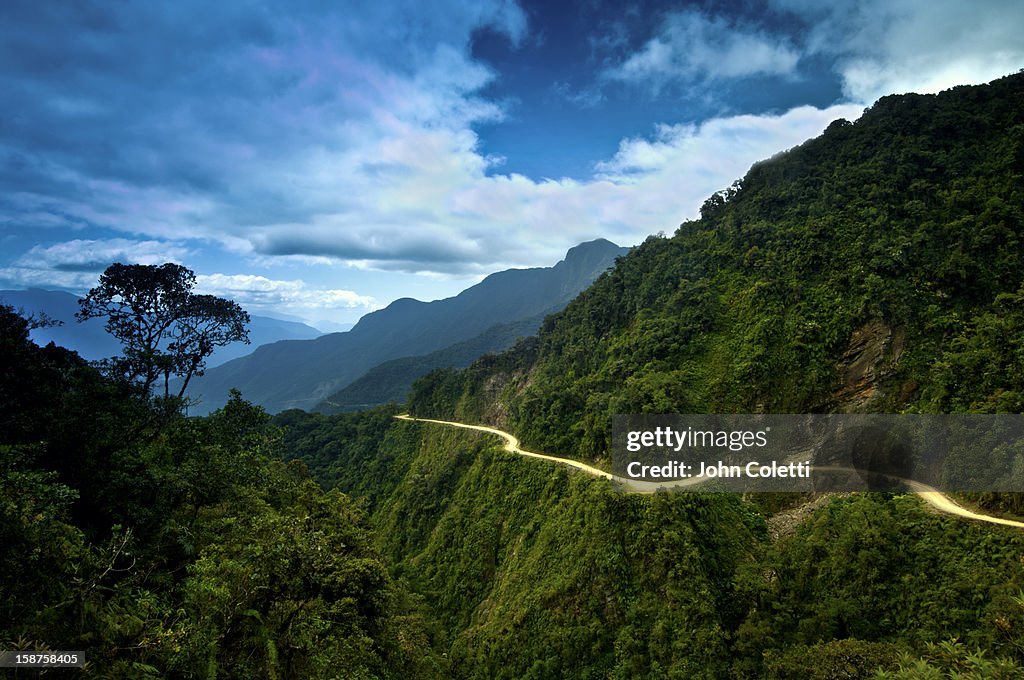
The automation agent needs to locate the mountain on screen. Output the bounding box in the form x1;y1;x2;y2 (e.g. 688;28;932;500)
0;288;322;367
314;319;355;333
10;74;1024;680
315;313;545;414
185;238;629;414
277;73;1024;677
408;73;1024;464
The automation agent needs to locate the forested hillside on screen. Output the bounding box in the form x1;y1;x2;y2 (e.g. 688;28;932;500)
0;305;443;678
279;407;1024;678
274;74;1024;678
315;314;546;414
10;73;1024;679
409;73;1024;467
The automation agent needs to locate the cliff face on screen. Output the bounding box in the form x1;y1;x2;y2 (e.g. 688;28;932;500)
279;411;766;678
278;402;1024;678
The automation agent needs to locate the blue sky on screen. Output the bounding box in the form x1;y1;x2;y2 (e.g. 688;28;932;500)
2;0;1022;327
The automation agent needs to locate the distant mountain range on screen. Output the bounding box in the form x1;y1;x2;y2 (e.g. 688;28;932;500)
0;288;323;367
185;238;629;414
315;313;546;414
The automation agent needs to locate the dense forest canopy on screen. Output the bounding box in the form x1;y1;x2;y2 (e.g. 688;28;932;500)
0;303;442;677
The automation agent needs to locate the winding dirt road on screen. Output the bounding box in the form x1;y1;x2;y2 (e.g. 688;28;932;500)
396;414;1024;529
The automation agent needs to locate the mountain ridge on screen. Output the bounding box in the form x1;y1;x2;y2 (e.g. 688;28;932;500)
407;72;1024;466
314;313;547;414
185;238;629;414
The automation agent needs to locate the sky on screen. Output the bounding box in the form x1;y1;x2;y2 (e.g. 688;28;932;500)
1;0;1023;328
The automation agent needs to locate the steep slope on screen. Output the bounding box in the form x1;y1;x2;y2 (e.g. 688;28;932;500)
273;74;1024;678
187;238;629;414
277;406;1024;678
0;288;322;366
315;314;545;414
409;73;1024;466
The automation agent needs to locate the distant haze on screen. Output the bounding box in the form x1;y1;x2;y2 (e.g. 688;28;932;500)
185;239;629;414
0;288;322;368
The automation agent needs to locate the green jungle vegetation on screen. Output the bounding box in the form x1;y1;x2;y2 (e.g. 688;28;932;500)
288;73;1024;676
279;408;1024;679
0;302;444;678
6;73;1024;678
409;73;1024;461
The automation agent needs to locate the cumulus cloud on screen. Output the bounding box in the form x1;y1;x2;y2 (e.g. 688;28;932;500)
3;100;864;280
586;105;865;235
195;274;378;314
371;103;867;268
0;267;100;291
606;11;800;88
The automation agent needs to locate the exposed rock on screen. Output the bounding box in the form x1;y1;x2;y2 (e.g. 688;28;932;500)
832;320;905;412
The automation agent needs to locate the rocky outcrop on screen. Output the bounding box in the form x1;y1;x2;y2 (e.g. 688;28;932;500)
832;320;905;412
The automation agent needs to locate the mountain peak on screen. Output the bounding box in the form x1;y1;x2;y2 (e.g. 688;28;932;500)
555;239;630;284
562;238;626;263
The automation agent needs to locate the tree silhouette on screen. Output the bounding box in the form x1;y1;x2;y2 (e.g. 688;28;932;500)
77;262;250;399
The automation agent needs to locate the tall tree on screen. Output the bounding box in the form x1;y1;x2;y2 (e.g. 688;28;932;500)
77;263;250;398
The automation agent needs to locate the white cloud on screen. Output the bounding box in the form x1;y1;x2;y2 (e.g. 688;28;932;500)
607;11;800;88
0;237;190;293
54;102;863;279
365;103;867;268
15;238;190;271
0;267;100;291
6;0;1019;300
195;274;378;314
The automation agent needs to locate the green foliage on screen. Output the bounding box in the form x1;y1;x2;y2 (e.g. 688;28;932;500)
394;433;763;678
275;405;408;502
281;409;1024;678
733;494;1024;677
176;477;392;678
282;411;767;678
0;304;442;678
378;74;1024;678
316;314;545;414
77;262;250;399
875;639;1023;679
408;73;1024;464
923;287;1024;412
762;639;902;679
11;73;1024;679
